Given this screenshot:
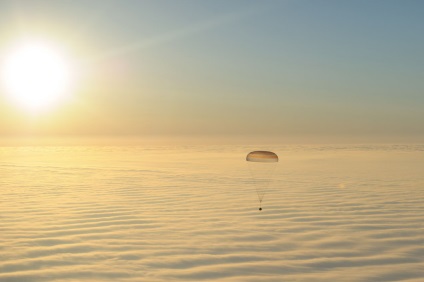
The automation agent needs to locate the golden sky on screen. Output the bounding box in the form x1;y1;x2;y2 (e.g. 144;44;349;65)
1;0;424;144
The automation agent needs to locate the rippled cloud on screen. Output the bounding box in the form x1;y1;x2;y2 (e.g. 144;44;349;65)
1;146;423;281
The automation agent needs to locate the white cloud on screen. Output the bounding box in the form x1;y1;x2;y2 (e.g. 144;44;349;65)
0;145;423;281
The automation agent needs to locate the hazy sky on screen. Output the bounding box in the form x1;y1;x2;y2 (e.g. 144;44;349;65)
1;0;423;144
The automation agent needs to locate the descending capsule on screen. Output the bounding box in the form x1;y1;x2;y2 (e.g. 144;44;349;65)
246;151;278;211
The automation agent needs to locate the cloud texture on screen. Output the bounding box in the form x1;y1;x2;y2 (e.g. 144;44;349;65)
0;145;423;281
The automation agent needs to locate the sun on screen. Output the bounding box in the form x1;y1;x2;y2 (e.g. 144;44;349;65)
1;39;74;113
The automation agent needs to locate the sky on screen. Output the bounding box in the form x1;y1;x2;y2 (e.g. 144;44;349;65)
1;0;424;144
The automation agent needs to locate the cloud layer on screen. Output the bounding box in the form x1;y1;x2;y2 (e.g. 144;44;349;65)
1;145;423;281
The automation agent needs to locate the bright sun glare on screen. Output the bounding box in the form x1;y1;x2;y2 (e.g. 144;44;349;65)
1;39;74;113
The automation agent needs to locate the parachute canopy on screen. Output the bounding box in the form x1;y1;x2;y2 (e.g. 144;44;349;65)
246;151;278;163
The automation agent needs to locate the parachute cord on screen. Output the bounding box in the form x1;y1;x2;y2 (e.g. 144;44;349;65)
256;187;266;205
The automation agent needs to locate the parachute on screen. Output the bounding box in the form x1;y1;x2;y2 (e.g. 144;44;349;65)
246;151;278;211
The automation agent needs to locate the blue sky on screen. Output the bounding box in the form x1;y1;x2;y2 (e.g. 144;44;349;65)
1;0;423;143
